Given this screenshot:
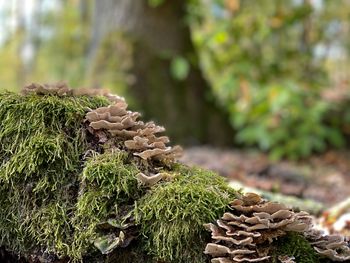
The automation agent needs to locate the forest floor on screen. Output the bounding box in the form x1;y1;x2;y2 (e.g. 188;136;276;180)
180;147;350;235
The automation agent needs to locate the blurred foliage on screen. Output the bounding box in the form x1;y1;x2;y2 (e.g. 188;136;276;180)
87;31;132;97
191;0;326;86
148;0;165;8
0;0;129;96
1;0;350;159
0;31;24;90
230;82;343;160
189;0;350;159
31;3;89;87
170;56;190;81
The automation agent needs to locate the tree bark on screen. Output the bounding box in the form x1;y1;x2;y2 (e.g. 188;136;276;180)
89;0;234;146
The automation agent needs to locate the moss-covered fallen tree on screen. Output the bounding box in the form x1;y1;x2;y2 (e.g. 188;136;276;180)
0;83;349;263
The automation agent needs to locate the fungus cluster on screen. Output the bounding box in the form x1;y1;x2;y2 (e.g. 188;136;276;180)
204;193;313;262
305;229;350;261
85;100;183;162
22;82;72;96
205;192;350;262
22;82;124;102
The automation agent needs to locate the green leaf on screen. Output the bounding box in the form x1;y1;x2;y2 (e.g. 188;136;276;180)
94;232;125;254
170;56;190;81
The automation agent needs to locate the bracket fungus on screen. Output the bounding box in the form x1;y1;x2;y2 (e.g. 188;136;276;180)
204;193;312;262
204;192;350;262
204;193;350;263
22;82;125;104
85;99;183;162
22;82;73;96
305;229;350;261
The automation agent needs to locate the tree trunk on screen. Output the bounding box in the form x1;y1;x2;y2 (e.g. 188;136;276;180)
89;0;234;146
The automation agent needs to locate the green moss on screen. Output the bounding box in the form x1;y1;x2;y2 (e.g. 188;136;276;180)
0;92;111;259
273;232;320;263
29;201;73;255
135;165;238;263
0;92;109;183
81;151;141;198
71;151;143;259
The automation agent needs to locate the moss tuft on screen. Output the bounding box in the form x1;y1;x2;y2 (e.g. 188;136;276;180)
81;151;141;199
71;151;143;259
0;93;109;257
273;232;321;263
0;93;123;260
135;165;238;263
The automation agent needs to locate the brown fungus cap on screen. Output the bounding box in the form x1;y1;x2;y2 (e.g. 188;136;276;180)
21;83;123;104
22;82;72;96
204;193;313;263
136;172;169;187
278;255;295;263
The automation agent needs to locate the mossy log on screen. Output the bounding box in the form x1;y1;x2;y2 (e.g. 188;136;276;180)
0;87;347;263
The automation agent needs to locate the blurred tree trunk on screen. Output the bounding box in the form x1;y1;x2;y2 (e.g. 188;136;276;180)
89;0;233;146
